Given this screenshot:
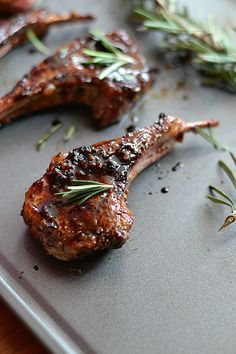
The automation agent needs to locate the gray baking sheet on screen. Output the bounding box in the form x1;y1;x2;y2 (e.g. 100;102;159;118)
1;0;236;353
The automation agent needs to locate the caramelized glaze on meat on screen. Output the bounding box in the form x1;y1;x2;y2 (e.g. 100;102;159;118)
0;31;152;128
0;9;94;58
22;114;219;261
0;0;34;15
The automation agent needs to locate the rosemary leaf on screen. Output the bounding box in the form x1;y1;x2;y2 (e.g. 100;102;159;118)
230;152;236;166
56;180;113;205
207;195;234;210
63;125;76;142
36;122;63;151
72;179;104;185
83;49;118;60
26;29;49;55
200;53;236;64
99;61;126;80
209;185;235;210
90;29;120;55
219;160;236;189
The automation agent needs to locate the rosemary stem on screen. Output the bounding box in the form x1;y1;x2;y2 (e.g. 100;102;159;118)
26;28;49;55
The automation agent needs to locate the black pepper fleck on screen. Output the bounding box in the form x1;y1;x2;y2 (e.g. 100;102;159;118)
33;265;39;271
161;187;169;193
172;162;183;172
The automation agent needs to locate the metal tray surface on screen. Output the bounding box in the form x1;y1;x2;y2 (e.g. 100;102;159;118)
1;1;236;353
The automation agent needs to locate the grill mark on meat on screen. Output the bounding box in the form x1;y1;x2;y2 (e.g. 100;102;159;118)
22;113;219;261
0;9;94;58
0;30;153;128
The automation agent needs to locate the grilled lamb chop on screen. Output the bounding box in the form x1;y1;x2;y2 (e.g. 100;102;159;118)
22;114;219;261
0;30;152;129
0;9;94;58
0;0;34;15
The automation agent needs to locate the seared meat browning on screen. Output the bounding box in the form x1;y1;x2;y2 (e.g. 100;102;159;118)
0;31;152;128
0;9;94;58
0;0;34;15
22;114;218;261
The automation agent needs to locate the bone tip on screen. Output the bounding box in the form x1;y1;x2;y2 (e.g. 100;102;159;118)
184;118;220;132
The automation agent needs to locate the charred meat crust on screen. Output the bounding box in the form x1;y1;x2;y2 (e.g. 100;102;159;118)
21;114;219;261
0;9;94;58
0;30;153;128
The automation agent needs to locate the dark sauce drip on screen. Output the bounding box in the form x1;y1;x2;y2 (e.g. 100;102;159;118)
161;187;169;194
172;162;183;172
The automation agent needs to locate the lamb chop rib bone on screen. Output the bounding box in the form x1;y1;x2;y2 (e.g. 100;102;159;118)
0;31;152;128
0;9;94;58
22;114;218;261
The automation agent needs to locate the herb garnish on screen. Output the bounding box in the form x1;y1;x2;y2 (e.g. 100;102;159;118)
36;121;63;151
134;0;236;90
208;154;236;231
56;180;113;205
195;126;236;230
26;28;49;55
82;30;136;80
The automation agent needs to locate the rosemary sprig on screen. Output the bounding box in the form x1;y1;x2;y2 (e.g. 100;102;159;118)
26;29;49;55
194;125;236;230
134;0;236;90
36;121;63;151
207;153;236;231
56;180;113;205
82;30;136;80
